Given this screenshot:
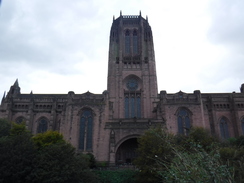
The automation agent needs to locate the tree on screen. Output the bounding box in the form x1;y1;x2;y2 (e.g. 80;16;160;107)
0;121;36;183
95;170;137;183
30;130;98;183
160;145;234;182
0;118;11;137
32;130;65;149
30;143;87;183
134;126;235;183
219;146;244;182
0;120;98;183
85;152;97;169
188;127;217;151
134;127;175;183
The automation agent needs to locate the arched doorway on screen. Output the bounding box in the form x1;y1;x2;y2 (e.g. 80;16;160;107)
116;138;138;165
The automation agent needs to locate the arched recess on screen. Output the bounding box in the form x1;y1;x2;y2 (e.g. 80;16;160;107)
15;116;25;124
124;29;130;54
37;117;48;133
78;107;94;152
219;116;230;139
133;29;138;55
115;135;140;165
175;107;192;135
123;74;142;90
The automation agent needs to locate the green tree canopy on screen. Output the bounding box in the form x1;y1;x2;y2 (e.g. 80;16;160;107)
134;126;236;183
0;121;36;183
0;119;98;183
32;130;65;149
0;118;11;137
30;130;98;183
134;126;175;183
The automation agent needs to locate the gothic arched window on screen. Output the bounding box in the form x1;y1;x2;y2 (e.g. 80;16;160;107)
125;95;129;118
177;108;191;135
136;95;141;118
16;116;25;124
124;77;141;118
219;117;229;139
241;117;244;135
125;30;130;54
79;109;93;151
37;117;48;133
124;94;141;118
133;30;138;54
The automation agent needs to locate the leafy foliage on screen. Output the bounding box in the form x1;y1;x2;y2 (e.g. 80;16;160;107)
10;122;30;136
30;131;99;183
32;130;65;149
233;135;244;147
0;118;11;137
187;127;218;150
0;122;36;183
95;170;137;183
134;127;238;183
0;119;98;183
86;152;97;169
219;146;244;182
29;143;97;183
161;145;234;182
134;127;175;183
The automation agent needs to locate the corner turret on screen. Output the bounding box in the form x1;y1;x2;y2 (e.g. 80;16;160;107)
241;83;244;93
7;79;21;97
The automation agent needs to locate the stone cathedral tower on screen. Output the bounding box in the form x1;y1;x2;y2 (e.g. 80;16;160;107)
107;11;158;119
105;11;162;165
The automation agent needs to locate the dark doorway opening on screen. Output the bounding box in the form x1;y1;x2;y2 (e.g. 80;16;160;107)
116;138;138;165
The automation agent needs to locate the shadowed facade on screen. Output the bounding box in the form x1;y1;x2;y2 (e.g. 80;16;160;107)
1;12;244;165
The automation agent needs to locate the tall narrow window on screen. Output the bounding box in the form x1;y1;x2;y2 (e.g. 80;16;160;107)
79;109;93;151
137;95;141;118
124;94;141;118
125;96;129;118
177;109;191;135
242;117;244;135
133;30;138;54
125;30;130;54
124;78;141;118
37;117;48;133
130;95;135;117
219;117;229;139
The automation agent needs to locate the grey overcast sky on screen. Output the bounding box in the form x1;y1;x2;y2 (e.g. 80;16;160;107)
0;0;243;98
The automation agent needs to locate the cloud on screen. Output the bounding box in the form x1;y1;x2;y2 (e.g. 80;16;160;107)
203;1;244;92
0;0;243;98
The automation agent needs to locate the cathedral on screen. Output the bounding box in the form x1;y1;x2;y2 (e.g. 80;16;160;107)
1;12;244;165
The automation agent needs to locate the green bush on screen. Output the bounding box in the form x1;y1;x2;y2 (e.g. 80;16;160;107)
134;127;175;183
0;119;98;183
85;152;97;169
0;122;36;183
219;146;244;182
134;127;236;183
178;127;218;152
234;135;244;147
0;119;11;137
95;170;137;183
96;161;108;168
161;147;234;183
32;130;65;149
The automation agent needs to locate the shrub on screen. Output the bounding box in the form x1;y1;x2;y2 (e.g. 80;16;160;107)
0;119;11;137
95;170;137;183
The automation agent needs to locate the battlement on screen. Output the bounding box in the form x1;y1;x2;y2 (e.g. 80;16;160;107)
122;15;139;19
